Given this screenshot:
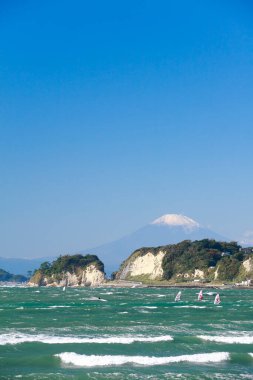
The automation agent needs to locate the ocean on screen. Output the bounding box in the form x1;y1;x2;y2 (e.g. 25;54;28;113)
0;286;253;379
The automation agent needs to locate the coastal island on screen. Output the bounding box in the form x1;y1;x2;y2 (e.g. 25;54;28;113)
29;254;105;287
113;239;253;286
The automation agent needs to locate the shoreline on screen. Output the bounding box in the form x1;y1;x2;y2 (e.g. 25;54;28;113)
100;279;253;290
1;279;252;290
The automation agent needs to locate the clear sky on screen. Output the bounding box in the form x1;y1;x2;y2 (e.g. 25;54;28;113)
1;0;253;258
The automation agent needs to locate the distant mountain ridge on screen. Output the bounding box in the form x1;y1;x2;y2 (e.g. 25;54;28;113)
82;214;229;274
0;256;55;276
1;214;229;276
0;268;27;283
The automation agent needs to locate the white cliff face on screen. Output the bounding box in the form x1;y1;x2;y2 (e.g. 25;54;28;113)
243;257;253;273
119;251;165;280
62;272;79;287
83;264;105;286
29;264;105;287
194;269;205;279
118;250;207;281
214;266;219;280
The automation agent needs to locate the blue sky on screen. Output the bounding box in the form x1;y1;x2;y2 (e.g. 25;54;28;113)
1;1;253;258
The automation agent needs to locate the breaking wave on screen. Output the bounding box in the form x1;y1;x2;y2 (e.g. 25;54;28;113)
0;333;173;345
198;335;253;344
56;352;230;367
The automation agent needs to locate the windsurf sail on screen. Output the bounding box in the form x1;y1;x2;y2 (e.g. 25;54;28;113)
198;290;203;301
214;293;221;305
175;291;181;301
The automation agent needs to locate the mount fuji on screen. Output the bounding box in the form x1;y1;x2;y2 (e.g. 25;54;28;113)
82;214;229;275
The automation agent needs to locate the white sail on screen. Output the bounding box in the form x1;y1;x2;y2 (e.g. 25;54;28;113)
175;291;181;301
214;293;221;305
198;290;203;301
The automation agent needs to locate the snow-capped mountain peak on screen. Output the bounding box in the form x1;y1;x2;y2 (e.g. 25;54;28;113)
151;214;200;229
82;214;227;274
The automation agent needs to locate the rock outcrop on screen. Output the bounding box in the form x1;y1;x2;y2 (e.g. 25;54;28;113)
29;254;105;287
242;257;253;273
117;250;165;281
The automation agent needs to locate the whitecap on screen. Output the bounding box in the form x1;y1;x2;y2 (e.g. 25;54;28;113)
0;333;173;345
100;292;113;295
56;352;229;367
86;297;107;302
198;335;253;344
173;306;206;309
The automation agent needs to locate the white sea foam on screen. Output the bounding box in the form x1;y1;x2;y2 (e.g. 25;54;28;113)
173;306;206;309
56;352;229;367
85;297;107;302
0;333;173;345
198;335;253;344
35;305;72;310
141;306;157;309
100;292;113;295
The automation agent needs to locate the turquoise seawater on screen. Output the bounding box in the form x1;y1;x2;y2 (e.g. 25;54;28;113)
0;286;253;379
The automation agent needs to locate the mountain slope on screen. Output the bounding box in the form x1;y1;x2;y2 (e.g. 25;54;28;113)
82;214;228;274
0;257;55;276
0;268;27;283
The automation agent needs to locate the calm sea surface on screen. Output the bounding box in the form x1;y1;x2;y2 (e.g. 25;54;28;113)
0;286;253;379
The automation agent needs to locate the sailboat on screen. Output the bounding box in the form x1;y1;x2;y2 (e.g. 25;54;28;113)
198;290;203;301
214;293;221;305
63;286;66;291
175;291;181;301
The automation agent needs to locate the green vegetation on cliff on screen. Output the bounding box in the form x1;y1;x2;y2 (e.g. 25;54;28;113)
0;268;27;282
33;254;104;280
116;239;253;283
162;239;245;281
